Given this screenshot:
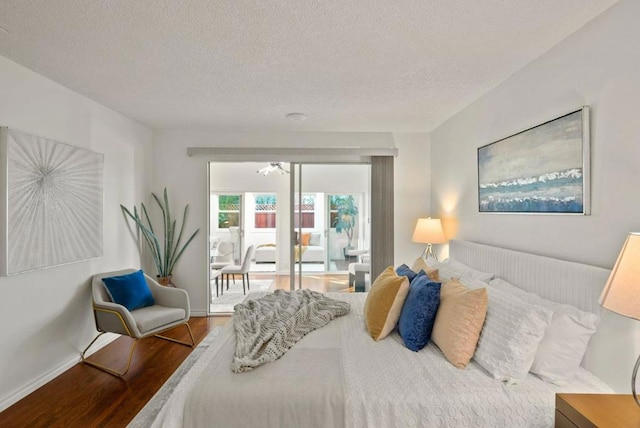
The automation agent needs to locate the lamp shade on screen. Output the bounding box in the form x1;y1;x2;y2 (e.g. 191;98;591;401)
599;233;640;320
412;217;446;244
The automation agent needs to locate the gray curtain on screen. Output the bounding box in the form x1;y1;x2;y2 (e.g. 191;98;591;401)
370;156;394;281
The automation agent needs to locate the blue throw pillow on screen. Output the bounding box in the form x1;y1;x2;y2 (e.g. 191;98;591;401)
395;264;418;282
398;271;442;352
102;270;155;311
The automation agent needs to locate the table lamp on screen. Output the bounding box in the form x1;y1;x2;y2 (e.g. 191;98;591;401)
599;232;640;406
412;217;447;260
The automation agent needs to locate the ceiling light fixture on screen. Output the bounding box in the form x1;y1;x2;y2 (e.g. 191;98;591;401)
286;112;307;121
257;162;290;176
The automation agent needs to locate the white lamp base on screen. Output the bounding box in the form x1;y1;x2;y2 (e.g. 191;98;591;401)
421;244;437;261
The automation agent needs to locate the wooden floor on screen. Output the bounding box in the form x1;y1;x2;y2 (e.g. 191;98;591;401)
258;272;352;293
0;273;347;427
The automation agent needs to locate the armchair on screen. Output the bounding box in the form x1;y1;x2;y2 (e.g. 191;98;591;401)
81;269;195;377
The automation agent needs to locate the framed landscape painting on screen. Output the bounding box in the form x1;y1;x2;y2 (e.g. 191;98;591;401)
477;107;590;214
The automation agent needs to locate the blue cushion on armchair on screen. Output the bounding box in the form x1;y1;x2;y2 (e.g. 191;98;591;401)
398;271;442;351
102;269;155;311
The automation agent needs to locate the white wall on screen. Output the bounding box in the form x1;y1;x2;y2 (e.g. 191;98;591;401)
430;0;640;268
393;133;432;266
153;130;431;314
0;56;153;410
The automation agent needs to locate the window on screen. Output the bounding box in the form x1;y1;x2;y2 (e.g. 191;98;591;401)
294;194;315;228
255;194;277;228
218;195;240;228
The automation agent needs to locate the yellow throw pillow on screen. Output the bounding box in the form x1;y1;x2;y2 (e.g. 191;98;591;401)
301;232;311;246
431;278;488;368
364;266;410;341
411;257;440;281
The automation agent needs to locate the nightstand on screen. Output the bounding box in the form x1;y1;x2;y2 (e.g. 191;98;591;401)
556;393;640;427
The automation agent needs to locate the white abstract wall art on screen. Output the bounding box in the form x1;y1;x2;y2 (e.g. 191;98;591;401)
0;128;104;275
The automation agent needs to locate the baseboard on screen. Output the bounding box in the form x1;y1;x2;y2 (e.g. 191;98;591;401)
190;310;208;317
0;332;119;413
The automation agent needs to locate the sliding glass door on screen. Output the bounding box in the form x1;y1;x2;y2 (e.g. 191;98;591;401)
207;158;385;313
290;163;370;290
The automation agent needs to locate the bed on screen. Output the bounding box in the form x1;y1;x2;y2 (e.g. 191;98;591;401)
143;240;636;427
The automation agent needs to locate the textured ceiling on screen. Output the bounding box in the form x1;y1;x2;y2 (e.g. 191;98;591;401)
0;1;618;132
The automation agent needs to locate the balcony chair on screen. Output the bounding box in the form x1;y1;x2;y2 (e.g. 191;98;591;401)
349;253;370;292
211;241;234;270
211;241;235;297
229;226;241;263
220;245;255;295
81;268;194;377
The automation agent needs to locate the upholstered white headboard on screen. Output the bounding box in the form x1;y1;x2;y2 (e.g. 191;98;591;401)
449;239;637;393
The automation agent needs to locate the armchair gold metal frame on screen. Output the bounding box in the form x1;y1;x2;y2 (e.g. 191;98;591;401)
81;269;195;377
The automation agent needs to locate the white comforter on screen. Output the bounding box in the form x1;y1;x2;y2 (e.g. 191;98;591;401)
150;292;611;428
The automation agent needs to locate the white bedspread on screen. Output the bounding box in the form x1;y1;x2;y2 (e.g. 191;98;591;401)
151;292;611;428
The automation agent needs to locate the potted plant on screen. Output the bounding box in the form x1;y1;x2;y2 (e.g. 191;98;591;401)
121;188;199;287
332;195;359;254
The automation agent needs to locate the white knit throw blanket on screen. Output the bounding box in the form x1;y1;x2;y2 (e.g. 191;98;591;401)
231;289;350;373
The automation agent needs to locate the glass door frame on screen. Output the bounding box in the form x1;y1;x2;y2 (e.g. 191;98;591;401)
204;152;394;314
290;163;301;291
289;162;371;291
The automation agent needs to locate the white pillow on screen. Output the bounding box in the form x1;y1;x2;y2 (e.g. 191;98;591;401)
458;276;491;290
440;258;495;282
309;232;322;246
473;286;552;383
428;258;494;285
489;278;599;384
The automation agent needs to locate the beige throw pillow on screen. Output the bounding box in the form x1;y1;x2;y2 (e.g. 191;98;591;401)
431;278;488;368
364;266;410;341
411;257;440;281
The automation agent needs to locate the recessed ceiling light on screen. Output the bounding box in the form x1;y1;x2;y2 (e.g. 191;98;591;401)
286;112;307;121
